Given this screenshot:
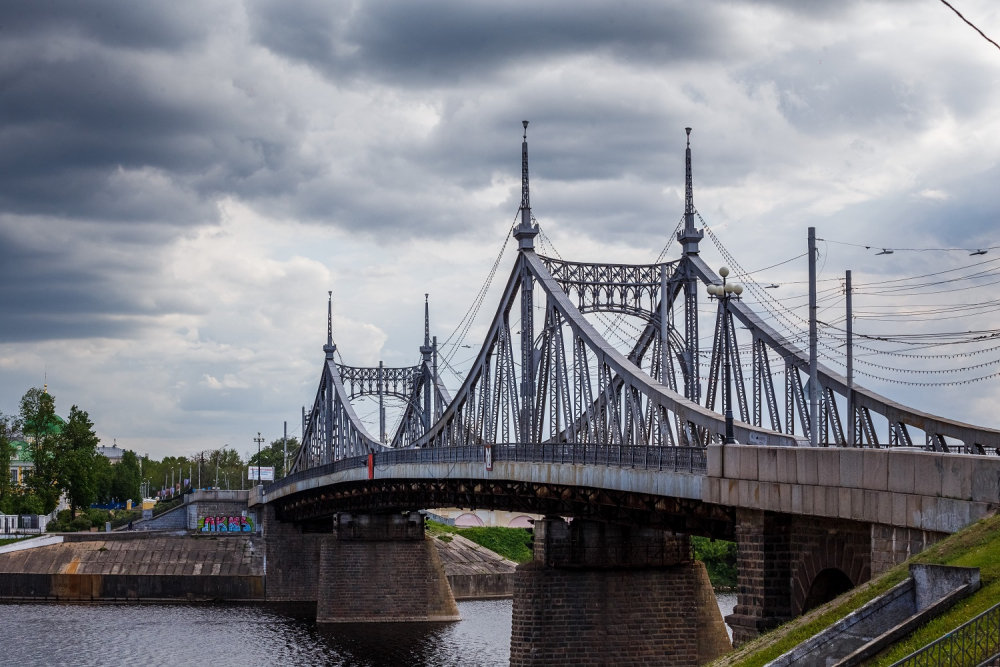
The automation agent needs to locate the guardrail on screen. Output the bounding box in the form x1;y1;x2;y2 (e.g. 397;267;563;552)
890;600;1000;667
267;444;707;497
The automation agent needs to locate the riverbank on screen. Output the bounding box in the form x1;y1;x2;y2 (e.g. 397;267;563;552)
0;530;517;604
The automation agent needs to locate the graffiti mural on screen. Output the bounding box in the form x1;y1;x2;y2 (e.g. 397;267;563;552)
198;515;255;533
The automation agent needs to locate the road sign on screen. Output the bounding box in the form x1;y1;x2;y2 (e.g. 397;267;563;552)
248;466;274;481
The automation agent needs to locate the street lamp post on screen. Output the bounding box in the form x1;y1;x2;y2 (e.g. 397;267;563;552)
707;267;744;445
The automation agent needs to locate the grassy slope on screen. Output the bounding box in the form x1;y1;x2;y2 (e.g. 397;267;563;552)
426;520;534;563
710;512;1000;667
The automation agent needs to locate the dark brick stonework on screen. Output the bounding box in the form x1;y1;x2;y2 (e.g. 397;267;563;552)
258;504;323;604
728;509;877;646
316;512;460;623
509;519;731;666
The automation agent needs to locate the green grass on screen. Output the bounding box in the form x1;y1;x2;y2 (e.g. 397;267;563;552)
0;537;27;547
427;520;534;563
710;513;1000;667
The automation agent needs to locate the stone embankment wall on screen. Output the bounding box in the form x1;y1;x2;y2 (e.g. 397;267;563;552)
434;534;516;599
0;533;263;601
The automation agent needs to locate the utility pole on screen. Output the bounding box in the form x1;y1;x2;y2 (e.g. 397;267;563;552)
808;227;819;447
660;265;669;387
846;270;855;446
432;335;439;420
378;361;386;444
254;432;265;486
283;421;288;478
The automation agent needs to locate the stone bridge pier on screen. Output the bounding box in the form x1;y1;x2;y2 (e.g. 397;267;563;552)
258;507;459;623
726;508;946;646
317;512;459;623
509;518;732;667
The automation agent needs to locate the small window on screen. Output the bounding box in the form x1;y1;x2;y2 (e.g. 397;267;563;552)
9;469;17;484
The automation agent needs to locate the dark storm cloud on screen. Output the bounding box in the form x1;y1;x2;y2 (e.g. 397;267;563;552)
246;0;738;87
0;1;222;51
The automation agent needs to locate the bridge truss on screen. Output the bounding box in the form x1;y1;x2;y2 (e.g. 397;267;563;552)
290;126;1000;476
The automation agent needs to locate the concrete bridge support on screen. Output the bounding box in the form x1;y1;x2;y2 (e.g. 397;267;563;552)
316;512;460;623
509;518;732;667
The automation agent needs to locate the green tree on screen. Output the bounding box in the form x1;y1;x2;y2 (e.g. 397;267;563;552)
111;451;142;504
0;411;21;507
248;436;300;478
93;454;114;504
19;388;63;514
57;406;100;516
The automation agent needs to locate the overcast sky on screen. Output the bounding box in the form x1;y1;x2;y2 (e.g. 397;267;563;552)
2;0;999;458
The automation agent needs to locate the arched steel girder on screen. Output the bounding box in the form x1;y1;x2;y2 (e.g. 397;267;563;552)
291;359;387;474
411;249;802;450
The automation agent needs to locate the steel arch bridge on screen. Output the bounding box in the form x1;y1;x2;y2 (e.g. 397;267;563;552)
288;126;1000;483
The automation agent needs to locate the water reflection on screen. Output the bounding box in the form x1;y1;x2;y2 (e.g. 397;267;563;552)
0;594;733;666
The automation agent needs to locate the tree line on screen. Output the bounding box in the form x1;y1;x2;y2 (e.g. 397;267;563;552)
0;388;140;517
1;387;303;519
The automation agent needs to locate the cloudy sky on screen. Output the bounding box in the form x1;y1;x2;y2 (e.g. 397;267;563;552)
2;0;999;458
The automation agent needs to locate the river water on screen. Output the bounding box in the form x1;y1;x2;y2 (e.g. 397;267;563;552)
0;594;736;666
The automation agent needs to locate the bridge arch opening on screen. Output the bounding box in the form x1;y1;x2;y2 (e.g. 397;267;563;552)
802;568;854;613
455;513;484;527
507;515;534;529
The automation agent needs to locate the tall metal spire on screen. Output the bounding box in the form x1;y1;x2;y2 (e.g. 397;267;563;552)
420;294;433;429
513;120;538;250
677;127;703;255
323;291;336;360
423;293;430;349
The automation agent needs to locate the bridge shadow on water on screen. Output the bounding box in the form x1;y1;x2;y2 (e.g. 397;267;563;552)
306;599;511;667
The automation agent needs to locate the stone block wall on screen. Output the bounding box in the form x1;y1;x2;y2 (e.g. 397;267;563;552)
871;524;946;577
257;504;323;603
316;513;459;623
728;509;792;645
510;519;731;666
510;558;730;666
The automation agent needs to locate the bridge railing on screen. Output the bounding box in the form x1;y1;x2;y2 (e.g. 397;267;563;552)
890;600;1000;667
268;444;707;497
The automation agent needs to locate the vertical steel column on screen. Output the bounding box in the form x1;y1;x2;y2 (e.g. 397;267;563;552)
845;270;855;446
283;420;287;478
808;227;819;447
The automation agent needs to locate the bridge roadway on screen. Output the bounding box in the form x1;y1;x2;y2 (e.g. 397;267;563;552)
254;442;999;538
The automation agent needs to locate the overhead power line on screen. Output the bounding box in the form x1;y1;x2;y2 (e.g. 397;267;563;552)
938;0;1000;53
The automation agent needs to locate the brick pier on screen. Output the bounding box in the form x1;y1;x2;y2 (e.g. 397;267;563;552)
316;512;460;623
509;518;731;667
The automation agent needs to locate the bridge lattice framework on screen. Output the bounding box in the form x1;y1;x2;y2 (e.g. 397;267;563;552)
291;125;1000;478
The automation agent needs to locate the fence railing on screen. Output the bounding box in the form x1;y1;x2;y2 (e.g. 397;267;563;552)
269;443;707;496
890;600;1000;667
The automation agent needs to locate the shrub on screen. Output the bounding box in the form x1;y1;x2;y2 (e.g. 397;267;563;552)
69;516;92;532
692;536;737;589
46;521;65;533
57;509;73;524
87;508;111;527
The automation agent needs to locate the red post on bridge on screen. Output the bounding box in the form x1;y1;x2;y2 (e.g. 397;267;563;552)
367;453;374;480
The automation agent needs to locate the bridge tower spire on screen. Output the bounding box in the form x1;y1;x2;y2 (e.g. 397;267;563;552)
420;294;433;429
677;128;702;411
323;291;336;361
677;127;704;255
514;121;537;443
513;120;538;250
